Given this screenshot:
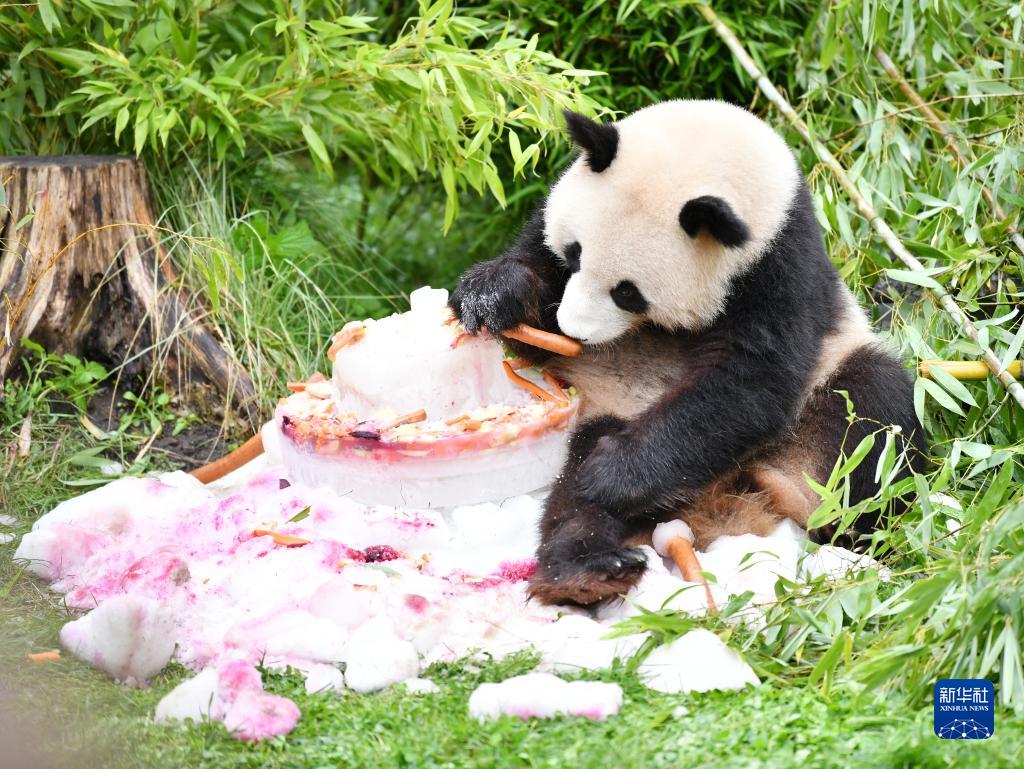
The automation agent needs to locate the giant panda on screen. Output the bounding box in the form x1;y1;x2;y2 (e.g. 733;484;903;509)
451;100;926;606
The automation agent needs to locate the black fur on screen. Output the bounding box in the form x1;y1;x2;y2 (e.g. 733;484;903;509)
679;195;751;247
564;241;582;273
564;111;619;173
574;184;840;515
800;344;928;545
610;280;648;313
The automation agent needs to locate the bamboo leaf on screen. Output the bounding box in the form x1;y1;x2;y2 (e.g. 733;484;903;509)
919;377;965;416
37;0;61;33
928;365;979;408
301;124;332;174
885;268;944;290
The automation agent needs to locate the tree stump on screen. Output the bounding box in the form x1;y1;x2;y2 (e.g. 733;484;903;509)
0;156;256;418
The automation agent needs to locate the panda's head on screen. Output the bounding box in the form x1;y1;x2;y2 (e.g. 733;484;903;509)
545;100;801;345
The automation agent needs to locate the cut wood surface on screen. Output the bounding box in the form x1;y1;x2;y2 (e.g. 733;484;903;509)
0;156;255;417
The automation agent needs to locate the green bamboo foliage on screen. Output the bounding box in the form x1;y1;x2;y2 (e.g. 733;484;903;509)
0;0;601;229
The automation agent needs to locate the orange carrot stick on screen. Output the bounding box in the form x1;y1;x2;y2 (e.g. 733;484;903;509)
502;360;560;403
327;323;366;361
666;538;718;612
191;433;265;485
29;651;61;662
253;529;311;547
542;370;570;404
501;324;583;357
387;409;427;429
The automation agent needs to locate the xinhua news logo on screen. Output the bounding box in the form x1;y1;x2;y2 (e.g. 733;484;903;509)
934;679;994;739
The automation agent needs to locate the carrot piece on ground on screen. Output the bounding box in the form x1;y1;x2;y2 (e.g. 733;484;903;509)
29;651;61;662
666;539;718;612
253;529;311;547
502;361;560;403
387;409;427;429
288;371;328;392
501;324;583;357
445;414;468;426
191;433;265;485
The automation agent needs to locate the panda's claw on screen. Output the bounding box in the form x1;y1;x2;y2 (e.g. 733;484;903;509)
528;545;648;606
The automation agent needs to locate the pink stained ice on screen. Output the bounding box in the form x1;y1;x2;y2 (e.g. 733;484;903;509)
14;454;877;740
223;690;302;742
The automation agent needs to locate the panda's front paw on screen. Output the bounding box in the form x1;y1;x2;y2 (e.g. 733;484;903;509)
449;258;537;333
576;433;663;514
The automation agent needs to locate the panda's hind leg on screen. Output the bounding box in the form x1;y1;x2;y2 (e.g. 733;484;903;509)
670;474;789;551
747;343;926;548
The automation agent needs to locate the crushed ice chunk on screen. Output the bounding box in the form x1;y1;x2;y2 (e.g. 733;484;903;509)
224;609;348;663
203;660;303;741
468;673;622;721
223;689;301;742
59;595;176;686
155;667;223;724
799;545;886;581
636;629;759;693
344;617;419;693
533;614;646;674
402;677;440;694
15;524;111;581
652;519;695;554
304;663;345;695
409;286;449;314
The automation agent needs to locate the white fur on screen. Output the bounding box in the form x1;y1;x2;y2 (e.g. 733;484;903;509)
807;284;876;394
546;100;800;343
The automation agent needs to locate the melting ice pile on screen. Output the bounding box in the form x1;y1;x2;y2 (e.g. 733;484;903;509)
13;453;878;739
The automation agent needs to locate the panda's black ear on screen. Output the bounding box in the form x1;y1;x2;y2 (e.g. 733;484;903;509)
563;110;618;173
679;196;750;248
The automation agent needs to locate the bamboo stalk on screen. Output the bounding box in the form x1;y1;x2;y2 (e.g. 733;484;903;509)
920;360;1022;381
694;3;1024;410
874;48;1024;257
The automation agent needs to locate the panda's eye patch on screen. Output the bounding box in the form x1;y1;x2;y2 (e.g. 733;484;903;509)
563;241;582;273
610;280;648;313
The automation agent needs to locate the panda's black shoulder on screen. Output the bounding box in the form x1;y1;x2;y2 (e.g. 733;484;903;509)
728;183;838;329
705;181;842;386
